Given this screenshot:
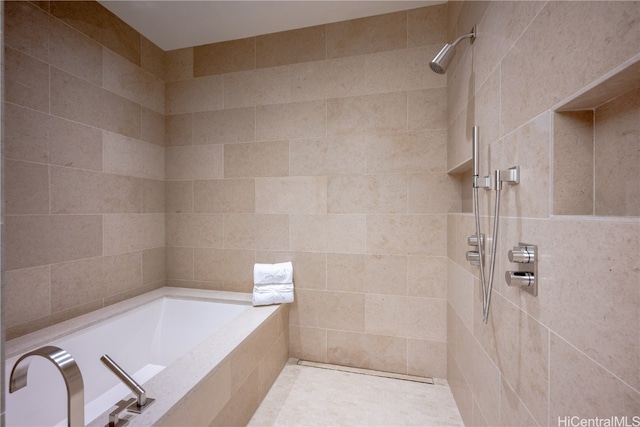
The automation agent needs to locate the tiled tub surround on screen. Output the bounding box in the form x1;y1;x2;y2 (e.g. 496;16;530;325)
4;0;452;388
3;0;167;340
5;287;289;427
164;3;454;379
446;1;640;426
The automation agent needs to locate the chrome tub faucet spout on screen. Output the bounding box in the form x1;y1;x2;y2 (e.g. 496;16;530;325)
9;346;85;427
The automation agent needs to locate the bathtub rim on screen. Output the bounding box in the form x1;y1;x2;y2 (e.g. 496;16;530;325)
5;287;253;360
5;287;283;427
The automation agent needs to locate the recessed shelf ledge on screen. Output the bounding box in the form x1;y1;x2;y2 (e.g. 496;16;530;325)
553;53;640;112
552;53;640;218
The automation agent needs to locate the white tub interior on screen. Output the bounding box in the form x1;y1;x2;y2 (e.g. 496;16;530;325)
5;296;249;426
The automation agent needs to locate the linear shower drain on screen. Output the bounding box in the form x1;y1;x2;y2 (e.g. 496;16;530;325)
296;360;434;384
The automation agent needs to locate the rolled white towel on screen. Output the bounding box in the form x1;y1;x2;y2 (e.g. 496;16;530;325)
254;262;293;285
252;283;294;307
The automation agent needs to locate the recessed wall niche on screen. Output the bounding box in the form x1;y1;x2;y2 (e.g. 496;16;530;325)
553;59;640;217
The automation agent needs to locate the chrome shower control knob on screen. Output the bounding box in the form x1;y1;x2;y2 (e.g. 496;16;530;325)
466;251;480;266
505;271;534;288
467;234;484;247
508;246;534;263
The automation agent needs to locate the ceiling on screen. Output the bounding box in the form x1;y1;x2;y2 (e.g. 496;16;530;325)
98;1;441;51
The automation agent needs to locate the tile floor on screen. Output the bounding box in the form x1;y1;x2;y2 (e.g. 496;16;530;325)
249;360;464;426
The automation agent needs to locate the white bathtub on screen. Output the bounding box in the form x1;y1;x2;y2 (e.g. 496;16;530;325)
4;287;289;426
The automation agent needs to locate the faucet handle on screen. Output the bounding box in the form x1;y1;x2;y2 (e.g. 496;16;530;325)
108;398;135;427
508;246;535;263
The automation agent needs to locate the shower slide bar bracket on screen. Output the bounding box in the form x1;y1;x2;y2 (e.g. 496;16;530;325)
473;175;492;189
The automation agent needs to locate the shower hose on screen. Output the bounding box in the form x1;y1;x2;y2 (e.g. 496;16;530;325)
473;172;502;324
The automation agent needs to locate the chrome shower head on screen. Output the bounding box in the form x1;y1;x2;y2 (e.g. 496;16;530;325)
429;26;476;74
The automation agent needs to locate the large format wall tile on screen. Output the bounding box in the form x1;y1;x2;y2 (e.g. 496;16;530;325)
289;136;366;176
50;0;141;66
550;333;640;422
365;294;446;342
326;253;407;295
408;4;447;48
224;141;289;178
223;66;290;109
3;103;50;163
5;47;49;112
223;214;289;251
447;0;640;418
4;0;166;338
4;215;103;270
194;179;255;214
4;266;51;329
256;177;327;215
103;132;165;180
166;145;224;180
327;330;407;373
366;130;446;174
290;214;366;254
256;25;326;68
4;3;456;380
166;213;223;248
194;37;255;77
50;252;142;313
326;11;407;59
103;49;165;113
194;248;255;290
4;160;50;215
166;75;223;114
594;88;640;216
366;214;446;256
501;1;639;135
51;68;141;138
328;175;407;214
4;1;49;62
103;213;165;255
51;167;141;214
49;15;103;85
327;92;407;136
193;107;255;145
256;100;326;141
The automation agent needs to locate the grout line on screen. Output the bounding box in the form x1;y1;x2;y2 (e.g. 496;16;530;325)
592;110;596;215
547;325;551;426
297;359;434;384
548;329;640;396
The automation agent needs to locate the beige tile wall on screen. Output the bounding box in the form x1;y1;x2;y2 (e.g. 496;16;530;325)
554;87;640;217
4;0;453;379
594;88;640;217
164;3;453;378
447;1;640;425
6;4;639;423
3;1;166;339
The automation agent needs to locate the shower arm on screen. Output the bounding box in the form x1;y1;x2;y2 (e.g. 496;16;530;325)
451;27;476;47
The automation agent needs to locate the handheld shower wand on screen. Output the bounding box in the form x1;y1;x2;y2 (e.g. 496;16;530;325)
470;127;519;323
472;127;479;179
471;127;491;323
